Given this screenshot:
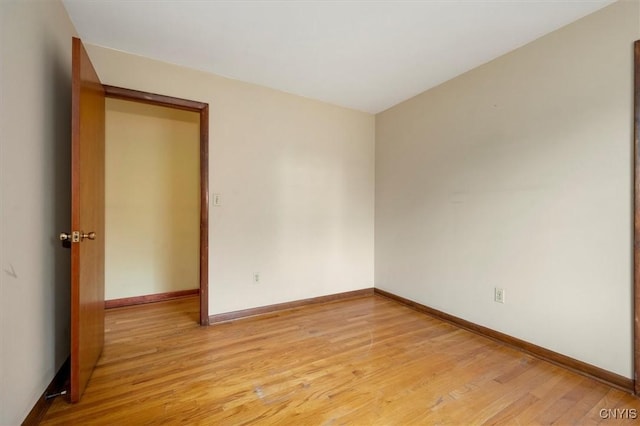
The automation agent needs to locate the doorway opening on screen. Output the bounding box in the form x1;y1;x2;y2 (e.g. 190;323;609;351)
103;85;209;326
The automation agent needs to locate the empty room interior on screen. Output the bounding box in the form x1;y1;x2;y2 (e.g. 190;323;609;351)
2;0;640;424
104;98;201;314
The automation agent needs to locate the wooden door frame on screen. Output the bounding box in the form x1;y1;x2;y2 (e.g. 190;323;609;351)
634;39;639;395
103;85;210;326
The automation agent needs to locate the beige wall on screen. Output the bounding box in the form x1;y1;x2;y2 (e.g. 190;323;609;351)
86;44;376;315
3;1;634;422
376;0;640;378
0;1;77;423
105;99;200;300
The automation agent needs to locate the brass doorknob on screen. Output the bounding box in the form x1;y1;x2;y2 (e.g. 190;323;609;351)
59;231;96;242
82;232;96;240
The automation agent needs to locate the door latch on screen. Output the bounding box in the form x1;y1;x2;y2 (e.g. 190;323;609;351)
59;231;96;248
60;231;81;243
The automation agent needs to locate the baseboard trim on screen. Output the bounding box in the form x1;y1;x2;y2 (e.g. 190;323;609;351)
105;289;200;309
209;288;374;324
21;356;70;426
374;288;634;394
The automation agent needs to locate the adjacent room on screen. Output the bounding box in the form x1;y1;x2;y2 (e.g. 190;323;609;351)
104;98;201;313
1;0;640;424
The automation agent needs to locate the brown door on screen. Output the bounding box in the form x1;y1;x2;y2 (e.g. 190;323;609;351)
69;37;106;402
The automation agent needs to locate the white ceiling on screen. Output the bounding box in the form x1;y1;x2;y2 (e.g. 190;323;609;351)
62;0;615;114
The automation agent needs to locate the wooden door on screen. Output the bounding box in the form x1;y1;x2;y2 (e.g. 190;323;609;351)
70;37;106;402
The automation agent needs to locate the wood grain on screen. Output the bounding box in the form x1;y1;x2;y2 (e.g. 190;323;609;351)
103;85;207;112
103;85;210;326
105;289;200;309
209;288;374;324
375;288;633;393
199;104;209;326
70;36;106;403
41;296;640;425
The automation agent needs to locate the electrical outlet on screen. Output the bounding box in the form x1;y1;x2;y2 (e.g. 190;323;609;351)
253;272;260;284
494;287;505;304
213;193;221;206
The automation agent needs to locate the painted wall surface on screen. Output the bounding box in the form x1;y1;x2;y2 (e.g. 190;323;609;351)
105;99;200;300
86;45;376;315
375;0;640;378
0;1;77;423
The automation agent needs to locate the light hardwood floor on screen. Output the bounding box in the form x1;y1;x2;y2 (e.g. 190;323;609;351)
41;295;640;425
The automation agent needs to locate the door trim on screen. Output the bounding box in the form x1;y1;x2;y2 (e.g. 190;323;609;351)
103;85;210;326
105;289;200;309
633;40;639;395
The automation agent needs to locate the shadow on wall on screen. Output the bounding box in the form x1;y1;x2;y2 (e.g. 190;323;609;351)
46;38;72;369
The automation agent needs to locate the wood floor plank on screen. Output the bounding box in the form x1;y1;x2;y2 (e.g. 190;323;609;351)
40;295;640;425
